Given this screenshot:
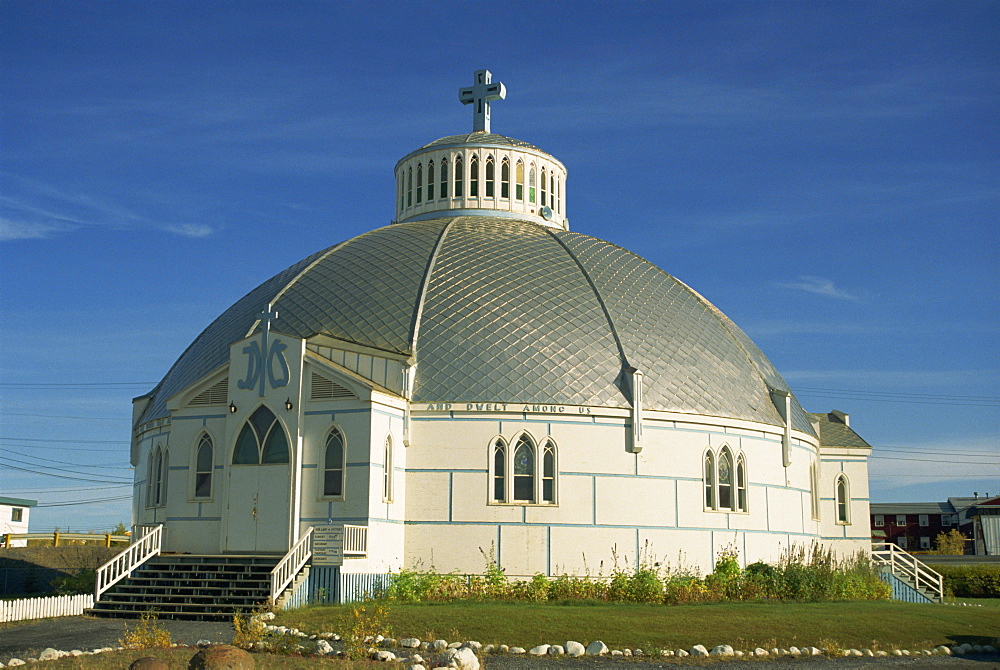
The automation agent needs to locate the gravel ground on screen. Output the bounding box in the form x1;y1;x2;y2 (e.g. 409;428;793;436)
1;616;998;668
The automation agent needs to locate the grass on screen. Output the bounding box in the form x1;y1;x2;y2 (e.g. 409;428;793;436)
38;649;382;669
276;599;1000;652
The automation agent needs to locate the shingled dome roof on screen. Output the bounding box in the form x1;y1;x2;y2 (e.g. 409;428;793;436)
137;216;813;434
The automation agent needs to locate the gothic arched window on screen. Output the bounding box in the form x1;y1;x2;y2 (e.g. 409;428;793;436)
406;167;413;208
735;453;747;512
718;447;734;510
528;164;536;204
440;158;448;199
836;474;850;524
704;450;716;509
233;406;289;465
501;157;510;199
541;167;547;207
515;160;524;201
454;155;464;197
383;435;394;503
427;161;435;200
485;155;495;197
469;154;479;197
550;173;555;208
542;440;556;503
492;438;506;502
323;426;345;498
416;164;423;204
194;434;213;499
513;435;535;502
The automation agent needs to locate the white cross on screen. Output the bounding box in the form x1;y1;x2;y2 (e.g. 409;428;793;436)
459;69;506;133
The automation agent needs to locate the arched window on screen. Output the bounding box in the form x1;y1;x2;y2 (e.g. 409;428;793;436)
541;167;547;207
492;438;506;502
513;434;535;502
718;447;734;509
810;460;820;520
427;161;435;200
542;440;556;503
836;474;850;524
485;155;495;197
555;176;561;213
148;446;163;507
233;406;289;465
550;174;555;208
704;450;715;509
406;167;412;208
415;164;423;204
735;453;747;512
194;434;213;499
528;164;536;204
454;155;464;197
323;426;345;498
397;173;404;212
440;158;448;199
382;435;394;503
501;157;510;199
469;154;479;197
515;160;524;201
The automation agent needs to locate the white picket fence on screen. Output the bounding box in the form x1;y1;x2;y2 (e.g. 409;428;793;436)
1;593;94;623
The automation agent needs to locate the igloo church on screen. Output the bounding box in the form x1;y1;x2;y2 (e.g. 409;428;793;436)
129;70;872;585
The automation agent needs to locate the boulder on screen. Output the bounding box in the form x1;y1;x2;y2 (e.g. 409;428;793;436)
400;638;421;648
372;650;396;662
710;645;734;656
585;640;608;656
129;658;169;670
509;647;525;654
38;649;65;661
689;644;709;657
565;641;585;657
314;640;334;655
675;649;688;657
528;644;549;655
548;645;564;655
753;648;768;657
188;644;254;670
428;640;448;652
437;646;479;670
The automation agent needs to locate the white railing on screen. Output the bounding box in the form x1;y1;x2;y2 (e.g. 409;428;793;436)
344;524;367;555
871;542;944;602
270;527;313;604
2;532;130;548
94;524;162;600
1;593;95;623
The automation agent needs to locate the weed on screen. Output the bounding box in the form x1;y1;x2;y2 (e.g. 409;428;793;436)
232;605;269;649
119;611;172;649
339;600;391;659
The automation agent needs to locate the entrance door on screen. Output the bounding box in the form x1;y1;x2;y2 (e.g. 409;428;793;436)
225;405;292;553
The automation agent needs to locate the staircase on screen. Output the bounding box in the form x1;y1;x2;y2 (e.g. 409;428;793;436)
871;543;944;604
87;554;279;620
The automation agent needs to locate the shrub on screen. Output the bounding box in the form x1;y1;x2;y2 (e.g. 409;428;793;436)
339;600;391;659
119;612;172;649
51;568;95;595
934;529;967;555
933;565;1000;597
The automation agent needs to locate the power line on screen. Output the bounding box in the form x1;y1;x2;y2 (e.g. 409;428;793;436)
0;437;131;444
872;446;1000;458
869;454;1000;465
6;484;132;494
0;461;132;484
0;382;155;389
3;450;133;471
795;386;1000;401
34;495;132;508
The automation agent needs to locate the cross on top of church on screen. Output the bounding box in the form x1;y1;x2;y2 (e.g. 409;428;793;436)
459;69;506;134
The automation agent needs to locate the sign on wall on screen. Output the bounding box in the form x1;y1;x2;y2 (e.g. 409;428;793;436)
312;524;345;566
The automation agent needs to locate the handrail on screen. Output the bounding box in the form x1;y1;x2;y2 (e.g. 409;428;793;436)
2;532;130;548
871;542;944;602
94;524;162;600
270;526;313;604
344;524;367;555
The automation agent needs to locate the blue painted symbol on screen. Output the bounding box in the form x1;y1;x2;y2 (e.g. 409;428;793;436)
237;306;289;397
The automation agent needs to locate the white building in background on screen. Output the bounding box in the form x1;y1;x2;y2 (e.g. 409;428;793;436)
1;497;37;547
131;70;872;577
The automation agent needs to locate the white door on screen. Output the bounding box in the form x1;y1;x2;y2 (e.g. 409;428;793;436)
225;405;293;554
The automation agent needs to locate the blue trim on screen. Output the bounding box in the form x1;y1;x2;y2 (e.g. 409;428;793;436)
301;516;405;525
173;414;226;421
305;408;371;416
413;416;623;428
168;466;188;471
214;465;224;470
546;526;552;576
303;464;318;469
166;516;222;522
448;472;454;523
402;520;833;537
592;476;597;525
409;468;486;473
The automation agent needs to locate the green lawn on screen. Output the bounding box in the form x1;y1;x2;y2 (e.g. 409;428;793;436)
276;599;1000;652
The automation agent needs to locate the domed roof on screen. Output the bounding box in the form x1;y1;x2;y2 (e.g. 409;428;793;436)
421;132;542;151
136;216;813;435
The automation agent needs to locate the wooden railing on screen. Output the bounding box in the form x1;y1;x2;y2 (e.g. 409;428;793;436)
270;527;313;604
94;524;162;600
1;593;95;623
871;542;944;602
344;524;367;555
2;532;130;548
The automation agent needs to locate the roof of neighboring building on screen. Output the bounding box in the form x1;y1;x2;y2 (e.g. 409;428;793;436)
870;502;954;515
808;412;872;449
0;497;37;507
135;216;815;435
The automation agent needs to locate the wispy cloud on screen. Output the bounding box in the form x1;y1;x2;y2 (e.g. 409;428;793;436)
0;218;72;241
165;224;214;238
775;276;860;301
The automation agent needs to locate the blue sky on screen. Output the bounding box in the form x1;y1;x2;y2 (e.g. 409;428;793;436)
1;1;997;532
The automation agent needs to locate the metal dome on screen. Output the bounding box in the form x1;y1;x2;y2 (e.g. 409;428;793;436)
136;216;813;434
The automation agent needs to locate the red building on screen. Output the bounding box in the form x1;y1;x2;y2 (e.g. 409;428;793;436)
870;494;999;555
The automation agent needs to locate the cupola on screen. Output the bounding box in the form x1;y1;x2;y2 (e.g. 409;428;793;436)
394;70;568;230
